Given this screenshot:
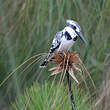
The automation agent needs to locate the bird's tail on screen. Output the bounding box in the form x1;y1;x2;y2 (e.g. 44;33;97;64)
40;53;52;68
40;60;49;68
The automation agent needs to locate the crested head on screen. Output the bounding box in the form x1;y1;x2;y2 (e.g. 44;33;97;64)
66;19;87;45
66;19;81;32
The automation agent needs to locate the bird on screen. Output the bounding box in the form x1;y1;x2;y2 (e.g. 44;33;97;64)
40;19;86;68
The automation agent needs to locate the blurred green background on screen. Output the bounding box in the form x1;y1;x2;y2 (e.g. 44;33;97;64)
0;0;110;109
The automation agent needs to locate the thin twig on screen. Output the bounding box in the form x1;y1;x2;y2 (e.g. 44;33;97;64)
67;71;76;110
0;53;46;87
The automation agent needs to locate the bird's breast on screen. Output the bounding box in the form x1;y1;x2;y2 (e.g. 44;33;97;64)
57;37;74;51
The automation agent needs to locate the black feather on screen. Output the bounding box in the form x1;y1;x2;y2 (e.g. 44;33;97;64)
65;31;72;40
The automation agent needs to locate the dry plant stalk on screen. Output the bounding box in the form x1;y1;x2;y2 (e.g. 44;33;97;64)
48;51;96;110
49;51;82;84
48;51;83;110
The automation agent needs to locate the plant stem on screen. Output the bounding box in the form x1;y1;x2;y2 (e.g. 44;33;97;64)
66;71;76;110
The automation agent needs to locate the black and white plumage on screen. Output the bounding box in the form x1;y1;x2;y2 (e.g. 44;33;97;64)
40;19;86;67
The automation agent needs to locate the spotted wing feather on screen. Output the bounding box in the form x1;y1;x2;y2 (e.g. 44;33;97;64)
49;31;63;53
40;31;63;67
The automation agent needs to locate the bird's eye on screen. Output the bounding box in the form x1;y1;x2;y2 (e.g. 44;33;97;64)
73;36;78;41
73;26;76;30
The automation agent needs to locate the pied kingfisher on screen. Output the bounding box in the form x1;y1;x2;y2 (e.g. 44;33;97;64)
40;19;86;67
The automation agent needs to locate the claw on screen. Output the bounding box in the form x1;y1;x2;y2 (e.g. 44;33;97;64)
59;52;64;59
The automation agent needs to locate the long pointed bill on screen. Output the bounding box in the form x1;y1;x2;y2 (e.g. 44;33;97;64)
75;31;87;45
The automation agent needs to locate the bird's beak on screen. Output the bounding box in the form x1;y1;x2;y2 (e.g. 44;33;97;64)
75;31;87;45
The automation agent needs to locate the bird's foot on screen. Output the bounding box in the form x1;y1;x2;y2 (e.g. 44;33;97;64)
59;52;64;59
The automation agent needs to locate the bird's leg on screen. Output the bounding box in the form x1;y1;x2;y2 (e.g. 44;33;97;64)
68;50;71;53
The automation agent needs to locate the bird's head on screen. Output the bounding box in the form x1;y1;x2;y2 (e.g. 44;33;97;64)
66;19;87;45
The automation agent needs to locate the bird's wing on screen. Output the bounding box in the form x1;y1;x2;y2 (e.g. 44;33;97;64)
49;31;63;53
42;31;63;64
